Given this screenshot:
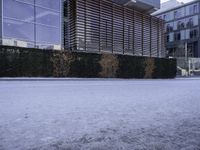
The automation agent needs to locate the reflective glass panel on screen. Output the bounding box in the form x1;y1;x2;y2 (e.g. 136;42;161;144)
193;15;199;26
169;33;174;42
35;0;60;11
186;29;190;39
163;11;174;21
3;0;34;22
186;3;199;16
3;18;34;41
36;25;60;44
181;30;185;40
36;7;60;27
174;8;184;19
2;0;62;48
15;0;34;5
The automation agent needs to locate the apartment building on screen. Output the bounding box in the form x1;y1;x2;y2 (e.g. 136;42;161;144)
153;0;200;57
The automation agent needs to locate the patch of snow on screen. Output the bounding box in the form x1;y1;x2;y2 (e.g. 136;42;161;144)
0;79;200;150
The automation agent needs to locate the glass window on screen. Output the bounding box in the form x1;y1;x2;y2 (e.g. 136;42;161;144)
174;21;178;30
186;18;193;28
186;16;198;28
3;0;34;22
169;33;174;42
169;11;174;21
194;29;198;38
163;12;174;21
186;29;190;39
193;15;198;26
174;19;185;30
177;20;185;30
189;6;193;15
36;25;60;44
190;28;198;39
2;0;62;49
194;4;198;14
3;18;34;41
181;30;185;40
186;3;199;16
163;14;167;21
174;32;181;41
35;0;60;11
36;7;60;27
174;8;184;19
186;5;191;16
165;22;173;32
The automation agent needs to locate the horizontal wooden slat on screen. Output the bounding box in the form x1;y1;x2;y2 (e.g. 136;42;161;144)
64;0;165;57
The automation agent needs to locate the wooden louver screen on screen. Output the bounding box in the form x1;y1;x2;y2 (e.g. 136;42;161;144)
66;0;165;58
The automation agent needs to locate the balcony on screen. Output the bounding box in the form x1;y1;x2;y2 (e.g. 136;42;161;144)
112;0;160;13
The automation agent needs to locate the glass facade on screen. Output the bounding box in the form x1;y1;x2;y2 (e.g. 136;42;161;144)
1;0;62;49
159;2;199;44
158;2;199;21
156;1;200;57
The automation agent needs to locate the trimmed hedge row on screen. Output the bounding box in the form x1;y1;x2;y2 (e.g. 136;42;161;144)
0;46;177;78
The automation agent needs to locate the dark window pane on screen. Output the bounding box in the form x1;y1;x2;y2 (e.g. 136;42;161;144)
3;0;34;22
36;25;60;44
35;0;60;11
36;7;60;27
3;18;34;41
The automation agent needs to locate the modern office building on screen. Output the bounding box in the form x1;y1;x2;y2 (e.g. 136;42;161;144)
0;0;62;49
0;0;165;58
64;0;165;57
153;0;200;58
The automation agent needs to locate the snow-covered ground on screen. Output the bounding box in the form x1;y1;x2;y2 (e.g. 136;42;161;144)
0;79;200;150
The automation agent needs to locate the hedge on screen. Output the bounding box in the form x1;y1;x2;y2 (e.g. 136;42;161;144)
0;46;177;78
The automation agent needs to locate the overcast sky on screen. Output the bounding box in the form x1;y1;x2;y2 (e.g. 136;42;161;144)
161;0;193;3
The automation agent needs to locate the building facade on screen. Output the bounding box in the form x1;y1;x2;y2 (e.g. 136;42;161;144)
112;0;160;13
153;0;200;58
152;0;183;16
0;0;165;58
64;0;165;58
0;0;62;49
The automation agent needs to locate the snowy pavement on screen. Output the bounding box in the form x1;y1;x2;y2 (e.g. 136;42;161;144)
0;79;200;150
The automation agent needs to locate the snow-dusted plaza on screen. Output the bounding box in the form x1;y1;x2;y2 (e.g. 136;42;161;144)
0;79;200;150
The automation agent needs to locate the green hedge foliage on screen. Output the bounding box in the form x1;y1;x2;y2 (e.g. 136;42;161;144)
0;46;177;78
